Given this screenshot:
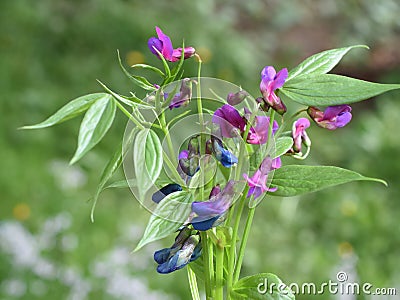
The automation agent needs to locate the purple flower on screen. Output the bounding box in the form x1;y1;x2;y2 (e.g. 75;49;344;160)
212;105;279;145
148;27;195;62
210;137;238;168
259;66;288;115
227;90;249;106
191;181;236;231
243;156;281;199
292;118;311;153
247;115;279;145
154;227;201;274
169;78;192;109
212;104;246;138
307;105;352;130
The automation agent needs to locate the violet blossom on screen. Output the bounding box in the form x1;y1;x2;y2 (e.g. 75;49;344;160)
307;105;352;130
259;66;288;115
148;26;195;62
292;118;311;153
243;156;281;199
191;181;235;231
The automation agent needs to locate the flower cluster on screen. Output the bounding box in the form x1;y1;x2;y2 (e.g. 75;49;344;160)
148;27;354;274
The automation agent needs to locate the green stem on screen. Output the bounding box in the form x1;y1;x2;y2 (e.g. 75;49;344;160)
159;111;177;166
187;267;200;300
114;99;144;130
195;55;205;201
226;186;248;297
215;243;224;300
233;205;255;283
201;231;214;300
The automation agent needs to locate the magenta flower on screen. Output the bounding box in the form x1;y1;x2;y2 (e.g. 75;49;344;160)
259;66;288;115
148;26;195;62
292;118;311;153
243;156;281;199
212;104;246;138
307;105;352;130
247;115;279;145
213;105;279;145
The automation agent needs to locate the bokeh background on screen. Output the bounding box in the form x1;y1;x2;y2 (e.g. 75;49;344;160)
1;0;399;299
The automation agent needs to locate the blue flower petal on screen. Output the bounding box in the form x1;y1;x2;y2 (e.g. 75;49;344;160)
192;215;220;231
152;184;182;203
154;248;171;264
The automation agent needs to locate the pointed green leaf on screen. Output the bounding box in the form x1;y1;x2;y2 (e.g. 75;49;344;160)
97;80;152;107
273;136;293;158
70;95;116;164
105;179;137;190
133;129;163;201
287;45;368;81
90;128;138;222
270;165;387;197
280;73;400;106
117;50;157;91
90;141;123;222
231;273;295;300
20;93;108;129
134;191;193;251
131;63;165;77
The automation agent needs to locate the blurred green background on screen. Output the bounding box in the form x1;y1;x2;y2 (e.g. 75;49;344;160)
1;0;399;299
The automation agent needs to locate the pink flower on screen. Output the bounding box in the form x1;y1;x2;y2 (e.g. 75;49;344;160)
243;156;281;199
307;105;352;130
292;118;311;153
259;66;288;115
148;27;195;62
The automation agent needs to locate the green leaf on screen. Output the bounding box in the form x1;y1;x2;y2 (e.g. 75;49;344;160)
280;73;400;106
90;141;123;222
134;191;193;251
134;129;163;201
96;80;151;107
90;128;138;222
70;95;116;164
231;273;295;300
20;93;108;129
117;50;157;91
104;179;137;189
287;45;368;81
270;165;387;197
131;63;165;77
274;137;293;158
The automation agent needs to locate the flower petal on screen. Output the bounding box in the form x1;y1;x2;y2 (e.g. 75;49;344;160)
270;68;288;91
155;26;173;60
323;105;352;121
191;215;220;231
147;37;163;56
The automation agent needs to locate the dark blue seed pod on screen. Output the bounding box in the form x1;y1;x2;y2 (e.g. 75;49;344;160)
152;183;182;203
